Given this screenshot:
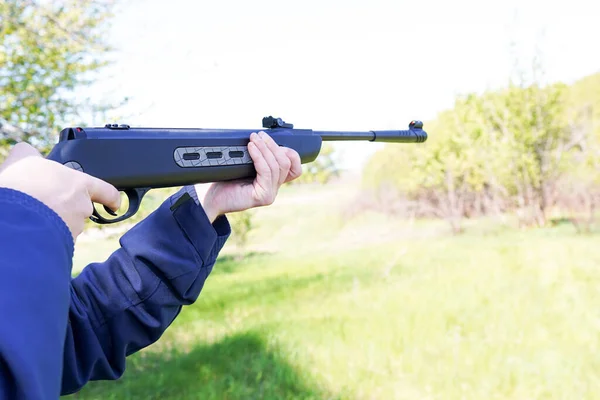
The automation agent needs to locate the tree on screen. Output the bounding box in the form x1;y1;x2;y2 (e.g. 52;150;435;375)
361;70;600;234
362;97;493;234
0;0;122;154
477;81;585;227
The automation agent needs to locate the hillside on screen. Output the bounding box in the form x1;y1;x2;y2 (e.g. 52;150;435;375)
362;71;600;234
70;179;600;399
566;71;600;136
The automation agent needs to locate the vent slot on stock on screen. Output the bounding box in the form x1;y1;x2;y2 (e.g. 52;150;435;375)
182;152;200;160
206;151;223;159
229;151;244;158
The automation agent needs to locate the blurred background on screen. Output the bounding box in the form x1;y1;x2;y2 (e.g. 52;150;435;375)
3;0;600;398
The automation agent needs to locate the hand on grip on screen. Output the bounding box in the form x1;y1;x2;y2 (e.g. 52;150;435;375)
0;142;121;241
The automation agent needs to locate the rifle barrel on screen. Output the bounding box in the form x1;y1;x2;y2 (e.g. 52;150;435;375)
317;128;427;143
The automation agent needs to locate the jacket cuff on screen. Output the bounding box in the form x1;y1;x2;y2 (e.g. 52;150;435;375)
168;187;231;264
0;188;74;260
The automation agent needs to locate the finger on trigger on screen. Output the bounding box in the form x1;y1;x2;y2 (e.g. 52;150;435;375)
85;175;122;212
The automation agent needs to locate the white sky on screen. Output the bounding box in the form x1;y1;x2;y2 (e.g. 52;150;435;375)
87;0;600;170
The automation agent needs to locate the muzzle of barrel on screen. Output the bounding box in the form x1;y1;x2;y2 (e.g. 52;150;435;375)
370;120;427;143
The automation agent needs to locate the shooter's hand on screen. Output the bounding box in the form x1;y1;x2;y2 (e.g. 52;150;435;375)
195;131;302;222
0;142;121;241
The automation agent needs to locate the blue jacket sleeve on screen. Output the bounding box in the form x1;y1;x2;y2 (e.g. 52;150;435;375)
0;188;74;399
60;188;231;395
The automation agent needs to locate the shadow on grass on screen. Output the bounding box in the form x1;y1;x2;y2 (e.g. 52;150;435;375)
68;332;327;400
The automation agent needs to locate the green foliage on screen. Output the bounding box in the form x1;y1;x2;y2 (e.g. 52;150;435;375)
566;71;600;137
363;71;600;232
0;0;120;152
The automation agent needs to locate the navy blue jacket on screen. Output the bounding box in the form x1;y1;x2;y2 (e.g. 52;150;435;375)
0;186;230;399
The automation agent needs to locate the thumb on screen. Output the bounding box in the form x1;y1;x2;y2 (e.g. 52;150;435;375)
0;142;42;173
283;147;302;182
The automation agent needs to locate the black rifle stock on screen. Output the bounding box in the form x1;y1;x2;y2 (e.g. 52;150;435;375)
46;116;428;224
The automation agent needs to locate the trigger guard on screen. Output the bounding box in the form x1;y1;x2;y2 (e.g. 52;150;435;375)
89;187;151;224
103;205;118;216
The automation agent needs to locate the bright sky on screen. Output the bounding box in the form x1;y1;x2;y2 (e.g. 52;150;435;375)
88;0;600;170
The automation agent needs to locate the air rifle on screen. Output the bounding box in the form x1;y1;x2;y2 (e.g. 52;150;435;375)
46;116;428;224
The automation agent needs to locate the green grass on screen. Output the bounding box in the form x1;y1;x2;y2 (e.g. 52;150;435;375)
68;182;600;399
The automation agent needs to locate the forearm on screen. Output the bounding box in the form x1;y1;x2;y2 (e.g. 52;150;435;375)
0;189;74;399
61;187;230;395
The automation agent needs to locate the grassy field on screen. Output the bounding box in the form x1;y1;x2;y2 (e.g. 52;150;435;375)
68;181;600;399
